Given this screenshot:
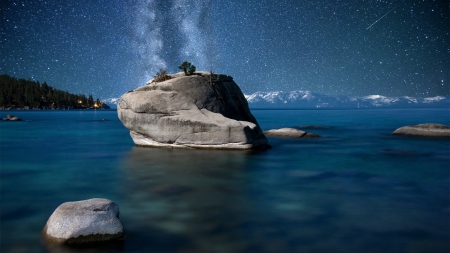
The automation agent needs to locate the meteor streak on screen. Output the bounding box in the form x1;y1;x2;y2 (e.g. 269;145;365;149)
366;5;397;30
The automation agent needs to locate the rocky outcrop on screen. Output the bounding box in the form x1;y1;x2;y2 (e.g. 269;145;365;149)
264;128;320;138
2;114;22;121
117;72;268;149
42;198;123;244
392;123;450;138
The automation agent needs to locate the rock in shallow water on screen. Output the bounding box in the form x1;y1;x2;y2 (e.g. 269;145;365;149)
263;128;320;138
117;71;268;149
42;198;123;244
2;114;22;121
9;116;22;121
392;123;450;138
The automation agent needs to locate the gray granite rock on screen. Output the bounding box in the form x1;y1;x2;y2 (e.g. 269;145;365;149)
393;123;450;138
117;71;268;149
43;198;123;244
264;128;320;138
264;128;306;137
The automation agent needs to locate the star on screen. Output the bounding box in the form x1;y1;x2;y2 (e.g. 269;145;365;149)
0;0;448;99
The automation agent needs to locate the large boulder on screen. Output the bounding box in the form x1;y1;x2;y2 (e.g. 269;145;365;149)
42;198;123;244
117;72;268;149
393;123;450;138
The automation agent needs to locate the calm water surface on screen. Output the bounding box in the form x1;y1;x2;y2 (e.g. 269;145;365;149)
0;109;449;253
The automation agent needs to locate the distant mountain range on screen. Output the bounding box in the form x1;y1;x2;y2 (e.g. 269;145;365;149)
102;97;120;107
244;91;450;109
104;91;449;109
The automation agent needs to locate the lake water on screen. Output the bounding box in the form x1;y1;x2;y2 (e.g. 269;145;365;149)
0;108;449;253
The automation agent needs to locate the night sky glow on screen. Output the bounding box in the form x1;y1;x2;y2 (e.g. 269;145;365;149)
1;0;449;99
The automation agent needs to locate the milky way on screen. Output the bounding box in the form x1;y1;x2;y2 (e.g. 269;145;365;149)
1;0;448;98
130;0;215;85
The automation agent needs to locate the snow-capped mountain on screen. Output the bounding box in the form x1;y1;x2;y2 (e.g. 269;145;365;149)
103;91;449;109
101;98;120;108
245;91;450;109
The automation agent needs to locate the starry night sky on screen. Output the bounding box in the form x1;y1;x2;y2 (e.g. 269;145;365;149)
1;0;449;99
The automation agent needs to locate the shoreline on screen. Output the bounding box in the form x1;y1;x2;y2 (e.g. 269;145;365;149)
0;107;111;111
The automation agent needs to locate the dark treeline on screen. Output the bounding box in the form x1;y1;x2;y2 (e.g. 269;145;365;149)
0;74;108;109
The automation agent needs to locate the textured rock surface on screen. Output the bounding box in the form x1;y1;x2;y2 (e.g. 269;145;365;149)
264;128;320;138
117;72;268;149
264;128;306;138
43;198;123;244
393;123;450;137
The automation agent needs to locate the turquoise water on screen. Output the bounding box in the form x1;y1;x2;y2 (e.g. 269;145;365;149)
0;109;449;253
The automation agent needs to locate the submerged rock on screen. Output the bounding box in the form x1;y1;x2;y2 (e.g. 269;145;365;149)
303;132;321;138
392;123;450;138
117;71;268;149
264;128;320;138
151;184;194;197
42;198;123;244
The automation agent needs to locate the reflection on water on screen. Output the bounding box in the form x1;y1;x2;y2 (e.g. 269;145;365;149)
116;146;449;253
120;147;259;252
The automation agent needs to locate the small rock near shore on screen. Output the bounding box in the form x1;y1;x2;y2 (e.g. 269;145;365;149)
42;198;123;244
392;123;450;138
2;114;22;121
10;116;22;121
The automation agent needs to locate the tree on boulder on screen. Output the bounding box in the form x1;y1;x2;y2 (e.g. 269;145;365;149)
178;61;196;76
153;69;172;82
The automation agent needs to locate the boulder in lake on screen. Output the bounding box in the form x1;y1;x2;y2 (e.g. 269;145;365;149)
263;128;320;138
42;198;123;244
117;71;268;149
392;123;450;138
